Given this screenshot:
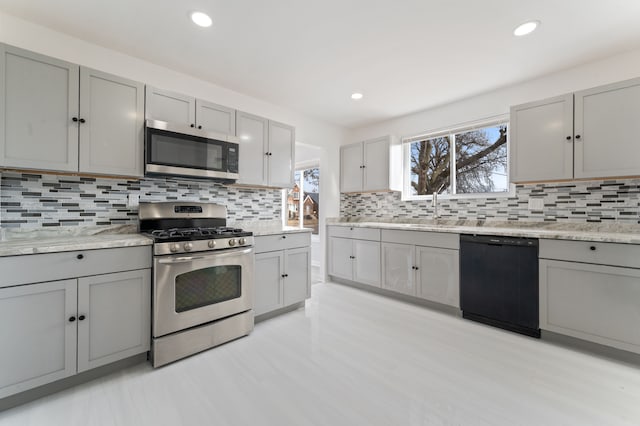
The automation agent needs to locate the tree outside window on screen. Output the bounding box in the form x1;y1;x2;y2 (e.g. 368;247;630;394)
407;123;508;198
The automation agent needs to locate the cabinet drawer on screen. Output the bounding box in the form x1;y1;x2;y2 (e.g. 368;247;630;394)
327;226;380;241
381;229;459;250
254;232;311;253
539;239;640;269
0;246;152;288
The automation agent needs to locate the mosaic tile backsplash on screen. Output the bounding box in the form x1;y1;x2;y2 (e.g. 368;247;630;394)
341;179;640;223
0;171;282;229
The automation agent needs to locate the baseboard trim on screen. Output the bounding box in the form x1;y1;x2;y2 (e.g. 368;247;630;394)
254;302;306;323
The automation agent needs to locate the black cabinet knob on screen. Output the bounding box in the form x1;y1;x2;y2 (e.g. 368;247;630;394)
190;124;195;128
282;235;287;239
72;117;78;122
69;316;76;322
415;267;419;271
590;246;596;251
566;136;572;140
79;315;86;321
282;274;286;278
79;118;86;123
198;125;202;129
77;254;84;260
575;135;581;139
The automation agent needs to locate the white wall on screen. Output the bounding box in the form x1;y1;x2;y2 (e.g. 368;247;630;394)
0;10;345;277
347;47;640;142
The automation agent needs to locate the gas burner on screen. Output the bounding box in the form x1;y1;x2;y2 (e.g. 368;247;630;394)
145;226;251;243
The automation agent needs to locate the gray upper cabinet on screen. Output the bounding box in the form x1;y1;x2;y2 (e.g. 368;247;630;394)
145;86;195;126
268;120;295;188
574;78;640;179
510;95;574;182
196;99;236;135
340;136;401;193
0;279;77;399
236;111;295;188
79;67;144;176
0;44;79;172
146;87;237;135
510;77;640;182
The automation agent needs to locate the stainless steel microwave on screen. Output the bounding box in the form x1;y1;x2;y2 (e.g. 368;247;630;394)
145;119;240;181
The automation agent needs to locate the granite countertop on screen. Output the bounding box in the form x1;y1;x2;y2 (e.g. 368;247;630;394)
327;218;640;244
0;226;153;257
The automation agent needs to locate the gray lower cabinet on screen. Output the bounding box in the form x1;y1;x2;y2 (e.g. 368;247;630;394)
381;240;459;306
254;233;311;317
0;246;151;399
328;237;381;287
0;43;145;176
0;279;77;399
77;270;150;372
539;239;640;354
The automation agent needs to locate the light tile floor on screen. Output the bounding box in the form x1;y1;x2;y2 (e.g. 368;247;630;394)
1;282;640;425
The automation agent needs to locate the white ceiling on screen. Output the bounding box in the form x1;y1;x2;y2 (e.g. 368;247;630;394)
2;0;640;129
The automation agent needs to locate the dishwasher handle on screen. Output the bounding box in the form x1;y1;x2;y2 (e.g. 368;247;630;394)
460;234;538;247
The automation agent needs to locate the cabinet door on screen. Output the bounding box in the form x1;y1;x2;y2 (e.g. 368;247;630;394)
340;143;363;192
353;240;381;287
0;45;79;172
363;136;390;191
416;246;459;307
77;270;150;372
254;251;284;316
328;237;353;281
0;279;77;399
79;67;144;176
268;120;295;188
145;86;195;126
381;242;415;296
236;111;268;185
510;94;574;182
574;78;640;179
284;247;311;306
195;99;236;135
540;260;640;354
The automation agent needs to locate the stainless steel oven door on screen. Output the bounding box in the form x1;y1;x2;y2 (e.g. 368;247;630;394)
153;247;254;337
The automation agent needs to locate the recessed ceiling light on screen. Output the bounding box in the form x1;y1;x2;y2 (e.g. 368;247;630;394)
351;93;363;100
191;11;212;28
513;20;540;36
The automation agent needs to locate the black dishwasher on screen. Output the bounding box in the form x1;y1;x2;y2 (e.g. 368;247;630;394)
460;234;540;338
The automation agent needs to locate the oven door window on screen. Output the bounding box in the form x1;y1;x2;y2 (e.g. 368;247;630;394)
148;129;225;171
175;265;241;313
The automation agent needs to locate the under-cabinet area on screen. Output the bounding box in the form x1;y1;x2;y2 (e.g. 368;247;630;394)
0;245;151;399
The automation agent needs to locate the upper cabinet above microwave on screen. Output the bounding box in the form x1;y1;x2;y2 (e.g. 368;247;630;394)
0;44;145;177
510;77;640;183
145;86;236;136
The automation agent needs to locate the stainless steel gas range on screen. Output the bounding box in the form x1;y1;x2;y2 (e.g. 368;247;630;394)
139;201;254;367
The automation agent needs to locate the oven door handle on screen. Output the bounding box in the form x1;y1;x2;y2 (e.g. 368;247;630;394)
157;247;253;264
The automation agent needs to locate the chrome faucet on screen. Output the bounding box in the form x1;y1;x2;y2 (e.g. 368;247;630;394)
432;191;440;219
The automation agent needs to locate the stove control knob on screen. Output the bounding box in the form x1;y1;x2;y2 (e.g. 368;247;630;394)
238;238;246;246
170;243;179;253
208;240;216;248
184;242;193;252
228;238;237;247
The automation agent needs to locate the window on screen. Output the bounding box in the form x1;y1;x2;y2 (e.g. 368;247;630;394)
404;121;510;199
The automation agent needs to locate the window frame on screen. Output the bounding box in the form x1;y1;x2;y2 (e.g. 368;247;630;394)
401;116;515;201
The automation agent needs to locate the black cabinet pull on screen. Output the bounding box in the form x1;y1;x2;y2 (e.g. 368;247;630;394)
77;254;84;260
79;118;86;123
198;125;202;129
415;266;419;271
575;134;581;139
69;316;76;322
72;117;78;122
590;246;596;251
78;315;86;321
190;124;195;128
281;274;286;278
566;136;572;140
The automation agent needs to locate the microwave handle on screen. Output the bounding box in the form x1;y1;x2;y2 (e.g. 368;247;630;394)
157;247;253;264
